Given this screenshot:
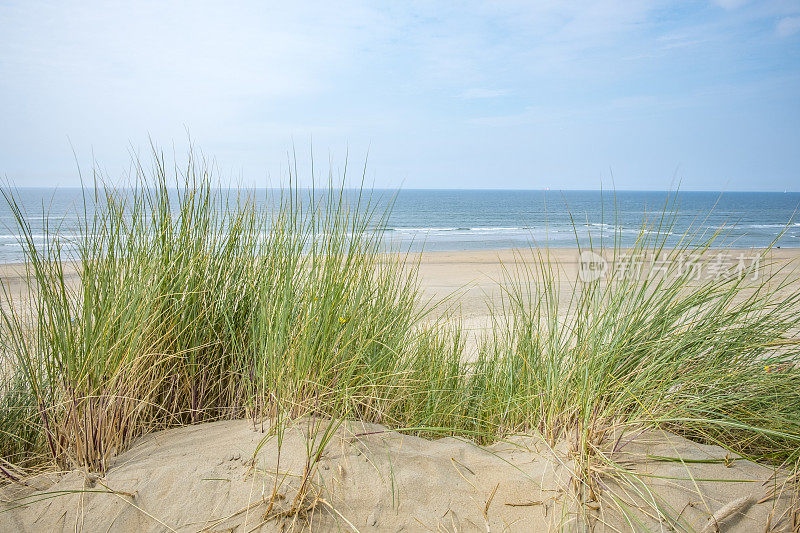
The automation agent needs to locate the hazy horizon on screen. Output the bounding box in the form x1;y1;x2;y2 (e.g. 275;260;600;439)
3;185;799;193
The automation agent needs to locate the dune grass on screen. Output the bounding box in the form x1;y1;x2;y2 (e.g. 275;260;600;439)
1;148;799;495
0;150;449;473
482;233;800;466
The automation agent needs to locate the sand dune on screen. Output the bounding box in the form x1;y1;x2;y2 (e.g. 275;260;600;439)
2;249;799;531
2;419;796;532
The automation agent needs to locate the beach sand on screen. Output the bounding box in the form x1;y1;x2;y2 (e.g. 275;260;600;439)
2;419;796;532
414;248;800;354
3;247;798;319
1;249;799;531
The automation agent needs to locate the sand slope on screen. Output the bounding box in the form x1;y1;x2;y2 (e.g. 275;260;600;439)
1;419;795;532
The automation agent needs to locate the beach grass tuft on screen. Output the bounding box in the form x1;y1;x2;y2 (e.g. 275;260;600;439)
1;148;799;498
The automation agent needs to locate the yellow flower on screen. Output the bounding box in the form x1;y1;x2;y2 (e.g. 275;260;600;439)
339;316;350;325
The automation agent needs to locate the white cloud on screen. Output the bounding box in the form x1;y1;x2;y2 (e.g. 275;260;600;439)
777;16;800;37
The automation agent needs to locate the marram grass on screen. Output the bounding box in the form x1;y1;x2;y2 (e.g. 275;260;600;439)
1;150;799;483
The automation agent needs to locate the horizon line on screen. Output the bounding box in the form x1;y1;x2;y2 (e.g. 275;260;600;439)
2;186;798;194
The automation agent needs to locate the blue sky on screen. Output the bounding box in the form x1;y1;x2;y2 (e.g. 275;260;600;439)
1;1;799;190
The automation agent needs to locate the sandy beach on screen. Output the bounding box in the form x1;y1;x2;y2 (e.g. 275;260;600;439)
415;248;800;362
4;247;798;337
415;246;800;313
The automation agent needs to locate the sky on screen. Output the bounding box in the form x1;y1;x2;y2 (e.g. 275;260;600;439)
1;1;799;190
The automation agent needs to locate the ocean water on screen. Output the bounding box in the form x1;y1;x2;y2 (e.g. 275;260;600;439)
0;188;798;263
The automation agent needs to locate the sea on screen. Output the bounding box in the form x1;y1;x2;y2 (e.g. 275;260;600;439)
1;188;798;263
